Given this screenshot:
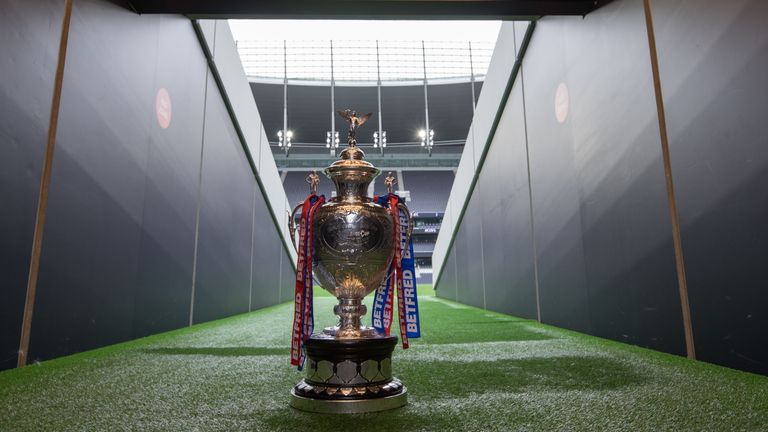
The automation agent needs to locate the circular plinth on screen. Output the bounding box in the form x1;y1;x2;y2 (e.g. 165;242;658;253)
290;387;407;414
290;334;407;413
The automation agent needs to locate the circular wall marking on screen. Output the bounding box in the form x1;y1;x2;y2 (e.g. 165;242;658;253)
155;87;172;129
554;82;569;124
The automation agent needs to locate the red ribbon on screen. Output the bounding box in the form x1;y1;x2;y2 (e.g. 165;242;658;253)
291;195;324;367
389;195;409;349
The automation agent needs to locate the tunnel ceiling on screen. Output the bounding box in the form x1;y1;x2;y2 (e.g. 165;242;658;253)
121;0;612;19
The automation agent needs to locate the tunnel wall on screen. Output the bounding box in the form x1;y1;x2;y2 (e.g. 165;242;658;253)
0;0;294;370
434;0;768;375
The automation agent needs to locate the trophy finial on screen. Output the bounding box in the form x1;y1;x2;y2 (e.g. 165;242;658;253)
306;170;320;195
384;171;397;194
337;109;372;148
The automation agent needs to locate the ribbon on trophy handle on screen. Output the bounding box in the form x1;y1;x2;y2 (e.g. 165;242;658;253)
289;172;325;369
371;173;421;348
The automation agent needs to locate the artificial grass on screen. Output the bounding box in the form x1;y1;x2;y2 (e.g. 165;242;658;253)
0;284;766;431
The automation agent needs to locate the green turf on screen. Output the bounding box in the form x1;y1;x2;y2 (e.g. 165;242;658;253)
1;284;766;431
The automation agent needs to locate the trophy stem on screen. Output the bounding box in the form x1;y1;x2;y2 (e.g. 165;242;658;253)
333;298;366;339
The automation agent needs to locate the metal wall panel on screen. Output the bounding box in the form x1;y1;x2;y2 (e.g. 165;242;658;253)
193;73;254;323
1;1;292;369
522;19;591;333
477;82;537;319
0;0;61;371
471;23;517;167
437;248;459;301
553;0;683;353
132;16;207;338
524;1;685;353
30;0;160;360
433;0;767;374
250;183;283;310
653;0;768;373
455;189;485;308
280;247;296;303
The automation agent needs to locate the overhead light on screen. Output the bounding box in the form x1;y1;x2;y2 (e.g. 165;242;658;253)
327;131;340;148
278;129;292;150
374;130;387;149
419;129;434;149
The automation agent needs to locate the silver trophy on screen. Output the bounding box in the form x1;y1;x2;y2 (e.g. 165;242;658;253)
288;109;412;414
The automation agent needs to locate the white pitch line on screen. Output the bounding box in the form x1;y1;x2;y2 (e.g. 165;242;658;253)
421;296;468;309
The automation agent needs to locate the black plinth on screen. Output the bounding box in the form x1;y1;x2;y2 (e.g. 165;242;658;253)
290;334;407;413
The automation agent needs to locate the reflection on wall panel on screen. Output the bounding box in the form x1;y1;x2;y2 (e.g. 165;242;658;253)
193;74;254;323
132;17;207;338
477;82;537;319
30;0;162;361
522;19;591;334
526;1;685;352
653;0;768;374
0;0;61;371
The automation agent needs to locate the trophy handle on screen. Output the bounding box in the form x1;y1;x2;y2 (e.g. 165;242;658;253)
287;202;304;252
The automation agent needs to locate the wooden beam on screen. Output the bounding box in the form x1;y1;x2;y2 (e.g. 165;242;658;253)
643;0;696;360
17;0;74;368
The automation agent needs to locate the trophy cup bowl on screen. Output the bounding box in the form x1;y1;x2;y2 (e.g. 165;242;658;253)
288;110;410;414
312;163;394;339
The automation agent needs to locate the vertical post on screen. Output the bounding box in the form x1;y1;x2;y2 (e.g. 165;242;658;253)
18;0;74;368
421;40;431;156
330;40;336;154
468;41;476;115
643;0;696;359
282;40;288;154
376;40;383;155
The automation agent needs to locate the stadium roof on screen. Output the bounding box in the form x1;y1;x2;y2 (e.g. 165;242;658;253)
231;20;500;166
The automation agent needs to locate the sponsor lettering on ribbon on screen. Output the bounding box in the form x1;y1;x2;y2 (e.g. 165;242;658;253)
371;193;421;346
291;194;325;369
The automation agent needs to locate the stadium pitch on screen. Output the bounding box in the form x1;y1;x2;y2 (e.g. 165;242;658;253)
1;285;766;430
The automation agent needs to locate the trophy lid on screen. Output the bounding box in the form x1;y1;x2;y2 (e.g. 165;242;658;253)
323;109;381;200
324;109;380;176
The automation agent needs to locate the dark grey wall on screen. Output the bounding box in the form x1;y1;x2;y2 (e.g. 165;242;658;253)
0;0;293;370
478;82;538;320
652;0;768;374
436;0;768;375
0;0;62;371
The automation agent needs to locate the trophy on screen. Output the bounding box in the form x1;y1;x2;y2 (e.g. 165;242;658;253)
287;109;413;414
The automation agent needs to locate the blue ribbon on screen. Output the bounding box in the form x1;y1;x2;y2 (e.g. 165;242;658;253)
371;194;421;339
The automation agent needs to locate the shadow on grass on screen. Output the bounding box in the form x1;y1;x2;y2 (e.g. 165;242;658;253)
419;320;553;345
401;355;646;394
142;347;289;357
259;355;646;431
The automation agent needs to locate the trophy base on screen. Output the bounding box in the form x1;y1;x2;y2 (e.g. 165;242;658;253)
289;334;407;414
290;386;407;414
